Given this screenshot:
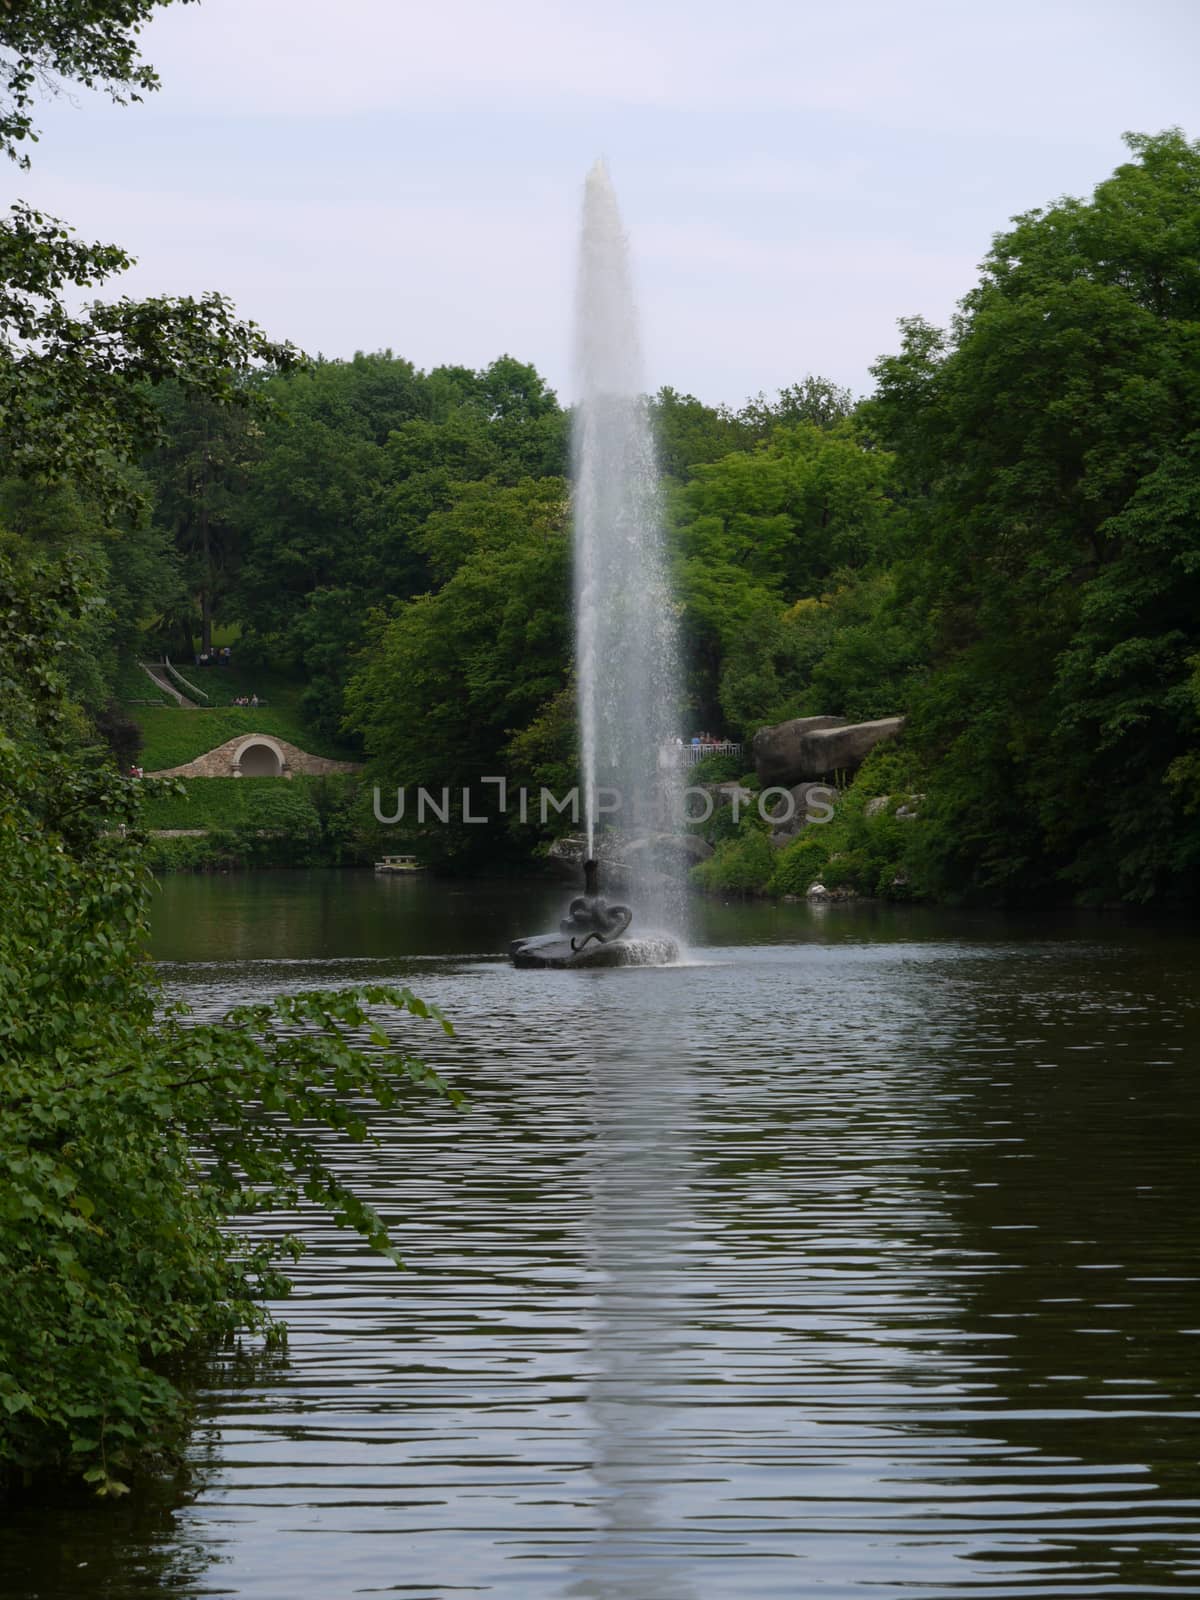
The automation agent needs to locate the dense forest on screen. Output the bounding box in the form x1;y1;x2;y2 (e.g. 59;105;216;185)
8;127;1199;906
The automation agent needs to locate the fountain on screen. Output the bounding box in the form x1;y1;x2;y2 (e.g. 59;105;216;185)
512;162;682;970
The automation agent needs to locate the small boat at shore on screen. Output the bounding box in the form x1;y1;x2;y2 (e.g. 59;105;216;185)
374;854;427;873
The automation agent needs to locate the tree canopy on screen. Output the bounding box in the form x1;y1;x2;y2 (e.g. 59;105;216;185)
867;128;1200;903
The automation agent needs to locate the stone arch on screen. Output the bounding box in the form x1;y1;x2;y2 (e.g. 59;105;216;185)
232;735;290;778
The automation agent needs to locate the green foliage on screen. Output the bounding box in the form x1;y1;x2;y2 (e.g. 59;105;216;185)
142;382;264;656
140;775;321;831
690;828;775;896
674;422;897;605
0;0;298;724
652;376;854;480
866;129;1200;904
1166;658;1200;811
0;203;298;521
687;751;742;784
217;353;569;738
670;422;903;728
137;775;369;868
692;799;748;849
0;2;192;168
0;554;455;1492
346;476;571;862
0;474;184;716
718;571;924;739
763;749;924;900
505;685;579;802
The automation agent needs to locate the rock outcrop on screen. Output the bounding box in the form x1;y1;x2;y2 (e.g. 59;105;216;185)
697;781;754;812
764;780;838;849
753;715;905;786
752;717;847;786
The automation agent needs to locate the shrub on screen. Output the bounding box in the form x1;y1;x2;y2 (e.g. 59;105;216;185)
687;750;742;784
690;828;775;895
1;556;456;1495
766;746;928;900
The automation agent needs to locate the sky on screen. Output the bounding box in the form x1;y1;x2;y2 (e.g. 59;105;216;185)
12;0;1200;407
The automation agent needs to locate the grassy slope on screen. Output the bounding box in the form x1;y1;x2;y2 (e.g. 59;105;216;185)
168;659;293;707
134;706;354;769
123;663;357;770
140;774;356;831
114;660;172;705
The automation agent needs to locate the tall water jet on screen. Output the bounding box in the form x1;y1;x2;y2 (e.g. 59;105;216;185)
572;161;681;920
511;162;683;970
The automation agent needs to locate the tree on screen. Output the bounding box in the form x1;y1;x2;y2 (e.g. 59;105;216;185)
0;0;456;1497
1;4;298;523
223;354;567;739
0;203;297;522
346;476;571;859
0;553;456;1493
736;374;855;433
651;387;748;478
867;129;1200;903
669;423;902;727
1;0;191;168
651;375;854;482
145;382;263;655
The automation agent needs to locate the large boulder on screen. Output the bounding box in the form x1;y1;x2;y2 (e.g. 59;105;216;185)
752;717;847;787
753;715;905;785
697;781;754;811
764;781;838;848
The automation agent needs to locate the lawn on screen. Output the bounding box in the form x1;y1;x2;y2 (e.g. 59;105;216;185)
113;659;173;706
166;658;304;709
123;656;358;769
140;774;357;831
133;705;356;770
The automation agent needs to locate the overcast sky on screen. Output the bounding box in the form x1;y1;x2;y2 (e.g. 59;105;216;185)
13;0;1199;407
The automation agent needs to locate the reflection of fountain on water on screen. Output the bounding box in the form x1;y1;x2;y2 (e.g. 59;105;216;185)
566;1011;699;1600
513;160;683;969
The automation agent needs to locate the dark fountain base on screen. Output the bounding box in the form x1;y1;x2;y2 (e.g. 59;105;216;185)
510;858;679;969
511;931;679;970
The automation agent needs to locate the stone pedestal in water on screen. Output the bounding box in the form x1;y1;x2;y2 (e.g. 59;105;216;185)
510;931;679;970
510;859;678;969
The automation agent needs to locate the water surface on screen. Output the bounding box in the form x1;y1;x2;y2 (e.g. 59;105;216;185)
4;873;1198;1599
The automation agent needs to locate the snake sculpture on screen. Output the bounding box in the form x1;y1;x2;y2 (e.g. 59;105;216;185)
559;858;633;952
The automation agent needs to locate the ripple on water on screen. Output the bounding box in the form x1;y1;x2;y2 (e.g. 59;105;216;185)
4;896;1199;1600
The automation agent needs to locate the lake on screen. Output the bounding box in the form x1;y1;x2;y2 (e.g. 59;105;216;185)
4;871;1199;1599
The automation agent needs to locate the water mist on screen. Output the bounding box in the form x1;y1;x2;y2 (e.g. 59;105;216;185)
571;161;682;928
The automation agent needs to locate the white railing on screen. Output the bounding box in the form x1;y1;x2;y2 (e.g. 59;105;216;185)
680;740;742;766
162;656;210;706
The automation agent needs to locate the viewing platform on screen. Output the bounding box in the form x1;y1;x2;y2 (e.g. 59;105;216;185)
680;739;741;766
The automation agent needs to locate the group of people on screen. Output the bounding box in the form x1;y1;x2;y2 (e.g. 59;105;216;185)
658;731;739;770
194;646;233;667
664;732;730;751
